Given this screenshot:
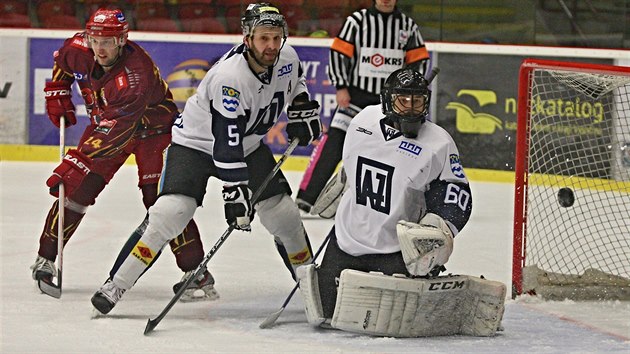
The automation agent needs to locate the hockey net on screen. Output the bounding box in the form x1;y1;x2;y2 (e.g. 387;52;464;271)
512;59;630;300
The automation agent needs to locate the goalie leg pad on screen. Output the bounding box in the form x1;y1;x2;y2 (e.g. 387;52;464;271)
296;264;326;326
330;270;506;337
311;168;347;219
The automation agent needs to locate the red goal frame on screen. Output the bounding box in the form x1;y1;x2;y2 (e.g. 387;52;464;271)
511;58;630;298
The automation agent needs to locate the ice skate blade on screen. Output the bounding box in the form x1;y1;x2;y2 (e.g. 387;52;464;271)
179;288;220;302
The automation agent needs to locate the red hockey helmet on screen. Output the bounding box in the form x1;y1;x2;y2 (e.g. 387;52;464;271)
86;8;129;40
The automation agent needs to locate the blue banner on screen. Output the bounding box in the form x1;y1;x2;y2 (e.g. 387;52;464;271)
29;38;336;156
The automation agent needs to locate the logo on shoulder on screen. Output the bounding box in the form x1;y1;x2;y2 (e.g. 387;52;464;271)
222;86;240;112
449;154;466;178
356;126;372;135
278;63;293;77
399;141;421;155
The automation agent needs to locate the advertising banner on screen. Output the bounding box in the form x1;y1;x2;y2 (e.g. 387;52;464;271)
28;38;336;156
0;36;28;144
435;53;612;171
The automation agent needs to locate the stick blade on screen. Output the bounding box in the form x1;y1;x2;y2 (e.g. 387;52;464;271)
38;278;62;299
144;318;158;335
259;308;283;329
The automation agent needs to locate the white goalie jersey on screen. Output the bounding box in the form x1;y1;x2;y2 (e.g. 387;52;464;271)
335;105;472;256
171;43;308;185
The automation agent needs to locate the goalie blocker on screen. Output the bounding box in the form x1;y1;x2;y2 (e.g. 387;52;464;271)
298;265;506;337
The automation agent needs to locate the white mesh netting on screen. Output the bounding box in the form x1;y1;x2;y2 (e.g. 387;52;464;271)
521;66;630;299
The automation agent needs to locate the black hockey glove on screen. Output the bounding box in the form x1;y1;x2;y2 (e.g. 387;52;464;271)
222;184;254;231
286;100;322;146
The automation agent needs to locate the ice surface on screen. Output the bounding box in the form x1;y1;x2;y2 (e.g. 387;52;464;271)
1;161;628;353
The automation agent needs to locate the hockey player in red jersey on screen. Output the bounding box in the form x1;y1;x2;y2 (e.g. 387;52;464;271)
31;8;218;302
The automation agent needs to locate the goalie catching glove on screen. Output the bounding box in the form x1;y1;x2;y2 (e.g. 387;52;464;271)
222;184;254;231
46;149;92;197
286;100;322;146
397;213;454;276
44;81;77;128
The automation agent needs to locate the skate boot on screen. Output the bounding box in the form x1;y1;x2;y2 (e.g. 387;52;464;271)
172;270;220;302
91;279;126;315
30;255;56;282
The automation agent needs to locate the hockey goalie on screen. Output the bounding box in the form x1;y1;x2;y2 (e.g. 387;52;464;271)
297;68;506;337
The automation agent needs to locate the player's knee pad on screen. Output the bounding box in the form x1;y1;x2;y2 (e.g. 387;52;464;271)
296;264;326;326
257;194;301;234
257;194;309;253
330;270;506;337
146;194;197;247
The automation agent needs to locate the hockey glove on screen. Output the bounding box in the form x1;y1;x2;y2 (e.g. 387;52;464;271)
286;100;322;146
397;213;454;277
222;184;255;231
44;81;77;128
46;149;92;198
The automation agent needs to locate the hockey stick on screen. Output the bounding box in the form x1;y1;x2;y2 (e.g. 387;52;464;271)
426;66;440;84
144;138;301;335
38;118;65;299
259;233;331;329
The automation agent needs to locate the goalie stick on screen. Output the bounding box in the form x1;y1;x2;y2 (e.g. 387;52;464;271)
38;118;65;299
144;138;301;335
259;233;331;329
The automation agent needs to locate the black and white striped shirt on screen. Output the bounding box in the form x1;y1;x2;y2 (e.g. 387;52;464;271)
328;6;430;95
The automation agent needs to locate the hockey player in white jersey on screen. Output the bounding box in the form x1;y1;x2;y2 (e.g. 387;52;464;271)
91;2;322;315
297;68;506;337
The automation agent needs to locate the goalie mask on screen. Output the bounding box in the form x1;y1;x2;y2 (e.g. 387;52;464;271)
381;68;431;138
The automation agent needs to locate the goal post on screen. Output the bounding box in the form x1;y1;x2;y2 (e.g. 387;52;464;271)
512;58;630;300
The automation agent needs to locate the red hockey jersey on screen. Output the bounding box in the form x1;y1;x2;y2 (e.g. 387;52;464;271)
50;32;177;158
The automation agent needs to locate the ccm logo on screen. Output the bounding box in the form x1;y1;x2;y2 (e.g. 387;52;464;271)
428;280;465;291
64;155;91;174
45;89;70;97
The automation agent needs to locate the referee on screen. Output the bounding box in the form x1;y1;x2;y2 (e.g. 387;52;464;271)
296;0;431;213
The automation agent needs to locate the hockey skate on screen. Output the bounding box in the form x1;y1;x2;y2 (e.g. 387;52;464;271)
172;270;220;302
91;279;126;315
30;255;56;282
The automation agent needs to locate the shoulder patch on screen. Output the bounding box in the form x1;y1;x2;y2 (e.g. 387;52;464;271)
222;85;240;112
449;154;465;178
